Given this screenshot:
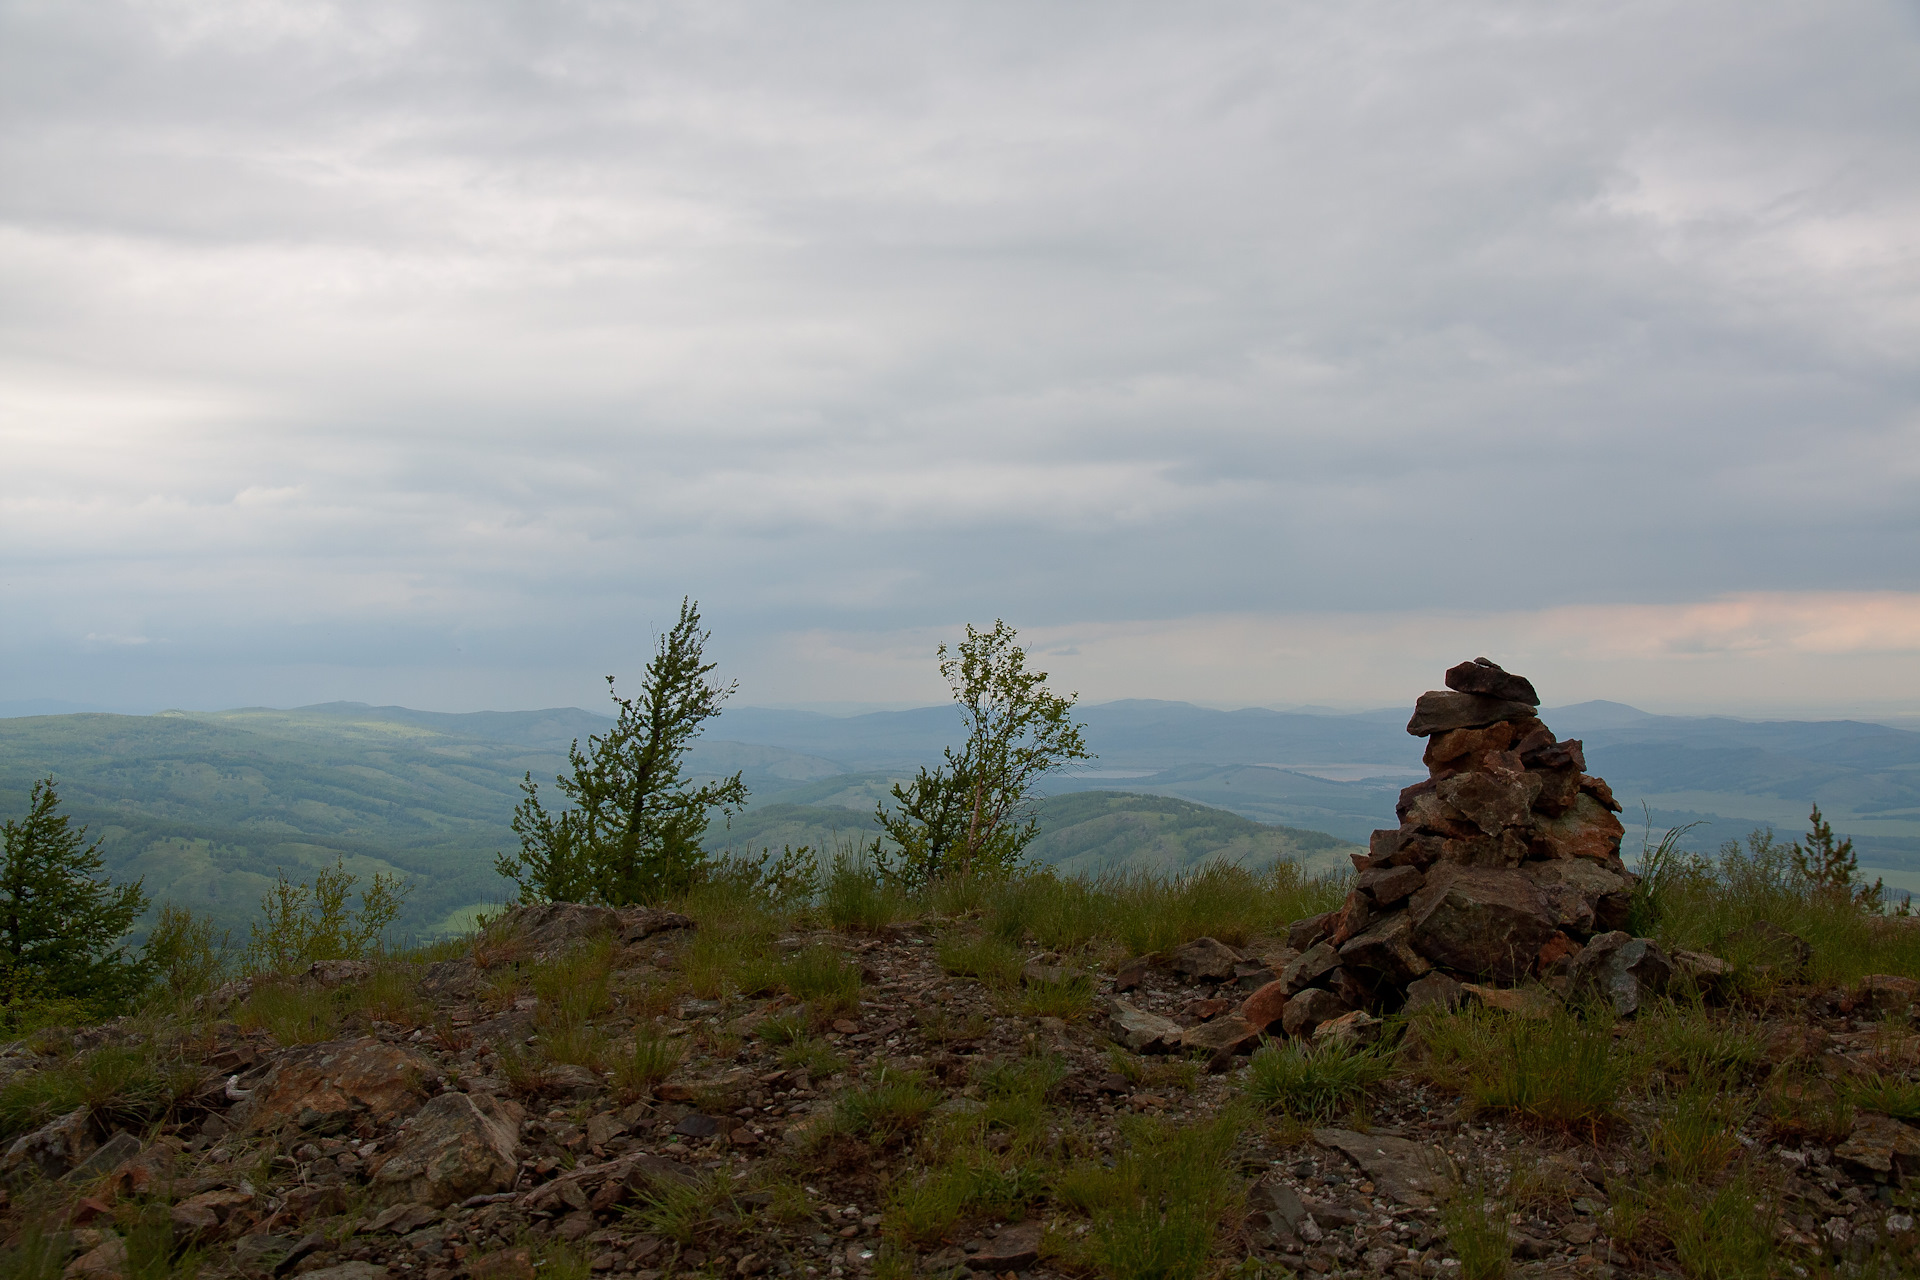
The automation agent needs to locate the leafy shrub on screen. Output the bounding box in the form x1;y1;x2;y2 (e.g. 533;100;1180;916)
141;904;232;1002
243;859;409;975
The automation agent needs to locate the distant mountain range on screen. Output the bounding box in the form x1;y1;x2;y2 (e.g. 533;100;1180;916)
4;693;1918;935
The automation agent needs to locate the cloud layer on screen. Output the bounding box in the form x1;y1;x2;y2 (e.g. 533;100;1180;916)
4;1;1918;714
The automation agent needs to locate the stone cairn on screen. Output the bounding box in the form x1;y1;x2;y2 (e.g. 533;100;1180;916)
1252;657;1658;1040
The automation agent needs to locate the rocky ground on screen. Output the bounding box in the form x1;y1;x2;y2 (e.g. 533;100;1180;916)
5;899;1920;1280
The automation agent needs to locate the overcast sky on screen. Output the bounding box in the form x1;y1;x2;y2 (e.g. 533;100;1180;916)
4;1;1919;720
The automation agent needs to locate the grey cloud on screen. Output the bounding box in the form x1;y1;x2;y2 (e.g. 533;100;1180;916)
2;0;1918;709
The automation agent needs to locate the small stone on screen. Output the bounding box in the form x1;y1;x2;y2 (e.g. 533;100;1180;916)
1460;983;1558;1019
467;1246;537;1280
1287;910;1338;952
1354;864;1424;907
1113;957;1151;991
1282;942;1340;994
1858;975;1920;1016
1403;971;1464;1014
1835;1112;1920;1181
1311;1010;1382;1050
736;1253;771;1276
965;1221;1043;1271
369;1091;523;1207
1180;1016;1262;1058
1565;932;1671;1017
831;1019;859;1034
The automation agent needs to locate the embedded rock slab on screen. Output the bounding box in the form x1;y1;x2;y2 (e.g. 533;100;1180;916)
1522;859;1631;935
241;1037;437;1135
1835;1112;1920;1183
1313;1128;1453;1207
1;1108;92;1185
965;1221;1043;1271
1106;1000;1183;1053
371;1090;524;1207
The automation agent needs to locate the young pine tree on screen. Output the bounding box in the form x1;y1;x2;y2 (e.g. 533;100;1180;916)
496;598;747;906
0;778;150;1016
1791;804;1883;911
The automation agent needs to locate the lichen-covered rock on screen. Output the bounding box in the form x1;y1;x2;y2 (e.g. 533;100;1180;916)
1407;863;1556;983
1521;858;1632;934
1530;794;1627;864
371;1090;524;1207
1106;1000;1183;1053
1565;932;1671;1016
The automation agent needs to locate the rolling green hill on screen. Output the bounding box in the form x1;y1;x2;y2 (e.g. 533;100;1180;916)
0;707;1356;940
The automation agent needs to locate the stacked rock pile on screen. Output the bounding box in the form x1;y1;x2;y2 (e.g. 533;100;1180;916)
1253;658;1658;1038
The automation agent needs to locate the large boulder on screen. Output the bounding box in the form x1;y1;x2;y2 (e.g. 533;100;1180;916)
239;1037;437;1135
1241;980;1292;1033
1406;864;1556;983
1565;932;1671;1016
1436;770;1543;837
371;1090;524;1207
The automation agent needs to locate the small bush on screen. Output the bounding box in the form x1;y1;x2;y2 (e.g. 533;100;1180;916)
1016;974;1096;1021
823;846;908;932
244;860;409;975
1649;1073;1750;1181
1053;1108;1246;1280
783;945;863;1017
1246;1037;1392;1122
1840;1073;1920;1120
141;904;232;1002
628;1168;738;1245
833;1066;942;1143
1449;1004;1626;1136
232;980;342;1046
612;1036;683;1101
1441;1179;1511;1280
778;1038;847;1079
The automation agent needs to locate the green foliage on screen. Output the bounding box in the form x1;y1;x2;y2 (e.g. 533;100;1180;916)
782;944;863;1015
1016;974;1097;1021
0;778;150;1019
140;903;232;1001
1053;1108;1246;1280
613;1035;684;1101
1440;1179;1511;1280
1792;803;1882;910
1245;1036;1393;1121
1636;826;1920;983
832;1065;942;1143
937;933;1023;988
1463;1004;1625;1134
243;859;409;974
497;598;747;906
1838;1073;1920;1120
873;621;1092;890
821;844;908;931
1649;1071;1751;1181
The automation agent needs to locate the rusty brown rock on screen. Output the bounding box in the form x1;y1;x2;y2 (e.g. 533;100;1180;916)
1530;768;1583;817
1444;658;1539;705
1424;721;1517;768
1403;971;1464;1014
1286;910;1337;952
1241;979;1293;1033
1437;770;1543;835
1578;775;1623;813
1406;691;1539;737
1180;1016;1262;1058
241;1037;436;1135
1530;793;1626;863
1407;863;1557;983
1858;975;1920;1016
370;1090;524;1207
